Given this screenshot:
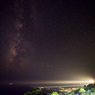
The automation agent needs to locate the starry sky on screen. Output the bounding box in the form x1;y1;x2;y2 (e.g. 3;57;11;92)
0;0;95;83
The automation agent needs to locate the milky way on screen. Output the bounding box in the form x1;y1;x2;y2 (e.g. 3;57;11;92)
5;0;34;72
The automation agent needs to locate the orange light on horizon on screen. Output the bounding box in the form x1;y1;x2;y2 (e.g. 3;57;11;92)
9;83;12;85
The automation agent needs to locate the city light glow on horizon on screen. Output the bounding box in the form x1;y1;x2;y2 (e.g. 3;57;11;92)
11;80;94;85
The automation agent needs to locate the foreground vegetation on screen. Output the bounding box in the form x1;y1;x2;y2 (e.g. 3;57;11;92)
24;88;47;95
24;84;95;95
68;84;95;95
24;88;59;95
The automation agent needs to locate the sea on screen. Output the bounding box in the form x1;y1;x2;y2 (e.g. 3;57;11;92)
0;84;83;95
0;85;37;95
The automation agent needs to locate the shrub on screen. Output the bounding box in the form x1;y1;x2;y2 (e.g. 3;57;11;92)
24;88;46;95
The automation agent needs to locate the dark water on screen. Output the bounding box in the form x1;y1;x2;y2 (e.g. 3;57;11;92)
0;84;82;95
0;85;54;95
0;85;35;95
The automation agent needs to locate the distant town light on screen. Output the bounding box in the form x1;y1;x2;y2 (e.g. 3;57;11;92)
90;80;94;83
9;83;12;85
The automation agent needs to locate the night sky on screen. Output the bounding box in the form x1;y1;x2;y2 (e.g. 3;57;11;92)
0;0;95;83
